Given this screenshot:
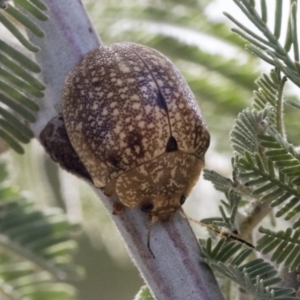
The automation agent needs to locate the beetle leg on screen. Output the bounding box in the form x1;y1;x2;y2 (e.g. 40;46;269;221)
113;201;126;215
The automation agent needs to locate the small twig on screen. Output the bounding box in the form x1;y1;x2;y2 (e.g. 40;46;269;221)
179;209;254;249
276;76;287;139
238;201;272;240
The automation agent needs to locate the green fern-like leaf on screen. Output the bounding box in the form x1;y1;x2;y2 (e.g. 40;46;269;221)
253;73;279;112
227;95;300;223
237;147;300;209
0;161;82;299
235;123;300;223
231;107;271;155
225;0;300;88
256;227;300;272
200;171;243;233
0;1;47;153
203;169;235;194
202;238;300;300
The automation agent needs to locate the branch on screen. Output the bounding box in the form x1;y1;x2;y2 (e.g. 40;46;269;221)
238;200;271;240
24;0;224;299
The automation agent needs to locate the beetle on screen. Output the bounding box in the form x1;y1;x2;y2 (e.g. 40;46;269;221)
62;42;210;223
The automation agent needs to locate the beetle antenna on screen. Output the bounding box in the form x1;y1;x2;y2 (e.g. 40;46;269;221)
179;209;254;249
147;219;156;259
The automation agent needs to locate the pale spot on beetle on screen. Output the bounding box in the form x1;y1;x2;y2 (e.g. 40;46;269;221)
89;102;97;110
120;155;129;165
170;167;176;178
119;62;130;73
93;178;103;188
116;79;123;86
114;55;122;63
90;142;97;150
132;102;141;109
112;109;119;116
141;86;148;93
111;171;118;178
74;121;82;131
174;113;181;121
100;70;105;76
107;92;114;98
119;141;127;148
92;77;99;83
102;108;108;116
96;120;103;127
144;105;152;114
134;145;141;154
149;81;156;89
110;102;117;108
138;121;145;128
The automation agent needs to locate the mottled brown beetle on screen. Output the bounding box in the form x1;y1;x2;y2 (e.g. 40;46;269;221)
62;42;210;223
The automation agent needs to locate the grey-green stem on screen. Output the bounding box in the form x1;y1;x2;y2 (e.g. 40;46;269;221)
25;0;224;299
238;200;272;241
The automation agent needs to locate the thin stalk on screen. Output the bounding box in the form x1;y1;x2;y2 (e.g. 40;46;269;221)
231;0;296;71
260;0;267;23
224;12;273;47
25;1;225;299
291;2;299;62
276;76;287;138
274;0;283;39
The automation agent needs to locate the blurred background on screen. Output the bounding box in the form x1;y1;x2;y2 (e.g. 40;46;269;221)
3;0;300;299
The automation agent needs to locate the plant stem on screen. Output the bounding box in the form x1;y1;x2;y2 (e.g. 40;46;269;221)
238;200;271;240
276;76;287;139
25;0;224;299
